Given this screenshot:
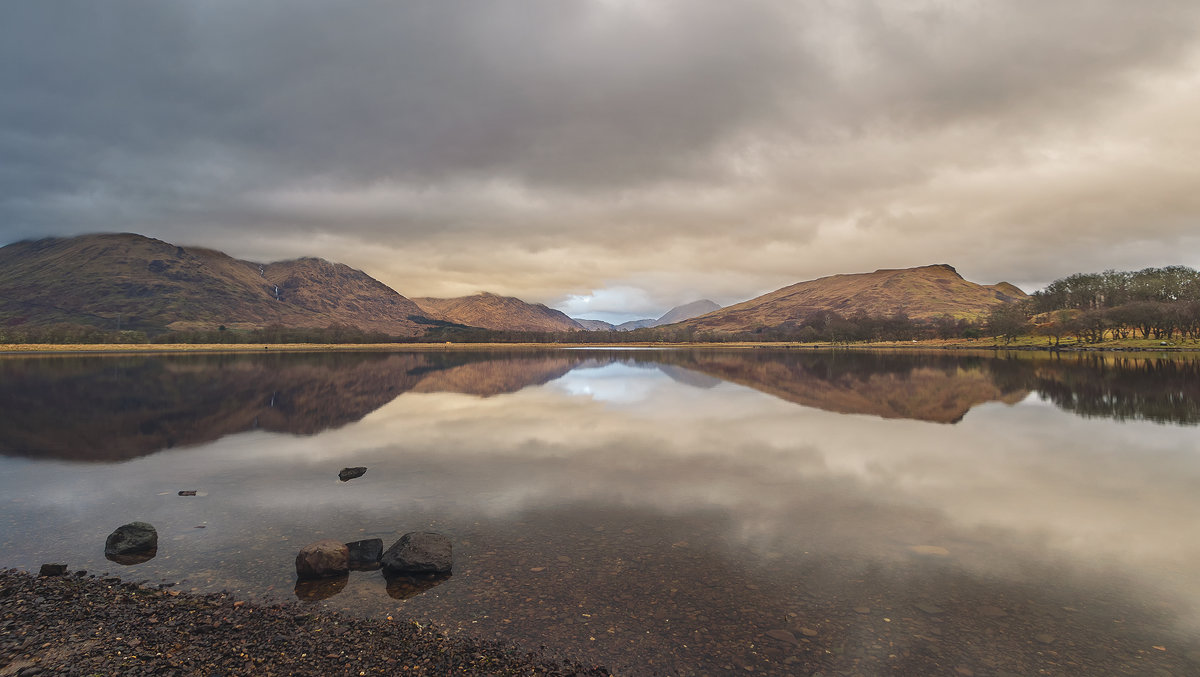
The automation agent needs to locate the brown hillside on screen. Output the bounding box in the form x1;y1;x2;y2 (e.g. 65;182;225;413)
0;233;427;336
414;293;583;332
678;264;1027;332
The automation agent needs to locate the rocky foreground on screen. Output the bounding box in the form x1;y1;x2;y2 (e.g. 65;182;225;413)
0;569;608;676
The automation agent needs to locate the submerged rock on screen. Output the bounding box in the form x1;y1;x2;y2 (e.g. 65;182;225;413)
38;563;68;577
346;538;384;570
104;522;158;565
295;539;349;579
381;532;452;574
338;467;367;482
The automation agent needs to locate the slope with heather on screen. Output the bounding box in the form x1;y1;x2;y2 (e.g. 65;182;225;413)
677;264;1026;332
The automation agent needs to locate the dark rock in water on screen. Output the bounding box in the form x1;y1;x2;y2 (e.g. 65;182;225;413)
338;467;367;481
381;532;452;574
294;575;348;601
104;522;158;565
345;538;384;571
295;539;349;579
384;572;450;600
38;564;67;577
178;490;197;496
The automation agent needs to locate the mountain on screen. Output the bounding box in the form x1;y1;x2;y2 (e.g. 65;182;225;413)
0;233;428;336
574;318;616;331
413;293;584;332
655;299;721;325
617;318;657;331
678;264;1027;332
577;299;723;332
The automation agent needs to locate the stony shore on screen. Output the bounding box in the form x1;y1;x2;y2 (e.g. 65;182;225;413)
0;570;608;676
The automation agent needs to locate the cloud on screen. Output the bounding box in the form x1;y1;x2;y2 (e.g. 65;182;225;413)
3;1;1200;311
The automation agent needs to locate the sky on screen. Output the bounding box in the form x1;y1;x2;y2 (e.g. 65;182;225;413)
3;1;1200;323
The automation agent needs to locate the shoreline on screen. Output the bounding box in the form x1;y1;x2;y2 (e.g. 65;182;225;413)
0;569;607;676
2;340;1198;355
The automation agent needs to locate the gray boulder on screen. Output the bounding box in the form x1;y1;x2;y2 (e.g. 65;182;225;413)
381;532;452;574
105;522;158;560
295;539;349;579
339;467;367;481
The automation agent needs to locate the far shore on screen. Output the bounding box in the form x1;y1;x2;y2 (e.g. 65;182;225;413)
3;338;1198;355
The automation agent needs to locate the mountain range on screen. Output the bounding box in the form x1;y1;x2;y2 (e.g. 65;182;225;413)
0;233;1027;337
573;299;723;331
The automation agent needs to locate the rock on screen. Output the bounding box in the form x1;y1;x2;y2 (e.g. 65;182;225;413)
295;539;350;579
1035;633;1055;645
38;564;67;577
345;538;384;570
104;522;158;565
765;629;798;644
178;490;197;496
381;532;452;574
338;467;367;481
853;606;871;614
916;602;944;615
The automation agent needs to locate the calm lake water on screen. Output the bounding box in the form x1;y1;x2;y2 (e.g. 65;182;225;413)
2;348;1199;675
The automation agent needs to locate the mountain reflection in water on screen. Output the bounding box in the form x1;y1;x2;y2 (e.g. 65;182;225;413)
2;349;1195;461
2;348;1200;674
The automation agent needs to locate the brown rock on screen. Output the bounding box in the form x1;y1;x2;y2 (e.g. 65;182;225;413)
295;539;350;579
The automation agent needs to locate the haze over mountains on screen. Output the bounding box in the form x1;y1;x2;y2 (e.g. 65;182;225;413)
574;299;722;331
0;233;1028;337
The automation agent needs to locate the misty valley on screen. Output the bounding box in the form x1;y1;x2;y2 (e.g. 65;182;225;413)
2;348;1199;675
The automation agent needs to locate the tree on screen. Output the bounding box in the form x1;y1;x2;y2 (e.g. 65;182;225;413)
987;304;1031;344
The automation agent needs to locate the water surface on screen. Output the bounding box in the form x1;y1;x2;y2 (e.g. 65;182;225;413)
2;348;1198;675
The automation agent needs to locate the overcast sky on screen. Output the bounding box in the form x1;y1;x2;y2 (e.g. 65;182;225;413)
3;1;1200;321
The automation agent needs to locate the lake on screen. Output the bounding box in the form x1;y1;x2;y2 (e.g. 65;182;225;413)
2;348;1199;675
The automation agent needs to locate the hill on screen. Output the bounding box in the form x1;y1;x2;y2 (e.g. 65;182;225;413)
574;318;617;331
655;299;721;325
677;264;1027;332
413;293;583;332
0;233;428;336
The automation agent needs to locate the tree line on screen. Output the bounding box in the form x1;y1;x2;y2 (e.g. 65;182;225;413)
1026;266;1200;344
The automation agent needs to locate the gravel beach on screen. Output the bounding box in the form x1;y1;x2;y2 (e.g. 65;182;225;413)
0;569;609;676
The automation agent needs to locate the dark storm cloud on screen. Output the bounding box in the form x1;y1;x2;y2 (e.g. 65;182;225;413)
2;1;1200;311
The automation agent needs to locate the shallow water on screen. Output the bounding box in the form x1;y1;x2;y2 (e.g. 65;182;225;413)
2;348;1199;675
